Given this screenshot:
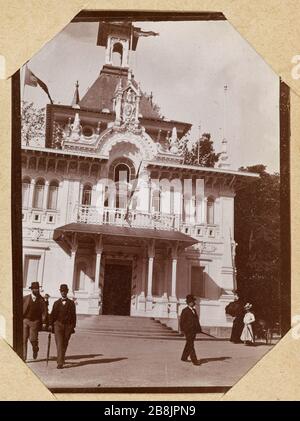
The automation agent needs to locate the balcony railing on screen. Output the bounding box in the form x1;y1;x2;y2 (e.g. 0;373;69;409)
76;205;220;239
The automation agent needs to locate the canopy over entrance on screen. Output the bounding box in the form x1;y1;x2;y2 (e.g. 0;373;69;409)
54;222;198;250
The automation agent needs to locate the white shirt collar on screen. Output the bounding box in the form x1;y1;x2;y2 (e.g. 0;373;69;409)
31;293;37;302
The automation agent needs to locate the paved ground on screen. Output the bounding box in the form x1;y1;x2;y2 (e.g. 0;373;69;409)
26;316;274;390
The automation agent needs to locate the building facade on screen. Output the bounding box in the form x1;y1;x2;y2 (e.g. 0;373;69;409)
22;22;256;334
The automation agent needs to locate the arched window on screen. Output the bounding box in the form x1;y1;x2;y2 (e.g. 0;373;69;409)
114;163;130;183
112;42;123;67
33;179;45;209
22;177;31;209
207;197;215;224
75;262;87;291
47;180;59;210
82;184;92;206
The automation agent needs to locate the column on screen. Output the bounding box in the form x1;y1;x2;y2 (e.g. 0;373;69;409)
202;197;208;224
169;242;178;318
163;258;168;297
196;197;202;224
79;184;83;205
42;180;49;210
147;258;154;297
171;258;177;298
89;235;103;315
146;239;155;312
105;36;112;65
28;179;35;209
160;257;169;318
142;257;147;295
94;252;102;293
68;233;77;291
122;40;129;67
95;181;104;223
138;254;147;312
70;250;76;289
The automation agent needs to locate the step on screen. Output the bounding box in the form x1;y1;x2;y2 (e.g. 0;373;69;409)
76;328;183;339
76;315;182;338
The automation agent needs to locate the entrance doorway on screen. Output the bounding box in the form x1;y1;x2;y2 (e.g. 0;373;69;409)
102;262;132;316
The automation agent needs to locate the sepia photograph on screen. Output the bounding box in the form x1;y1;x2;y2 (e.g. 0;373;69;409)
16;12;286;392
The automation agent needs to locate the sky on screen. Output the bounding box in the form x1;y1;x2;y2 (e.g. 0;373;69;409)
22;20;280;173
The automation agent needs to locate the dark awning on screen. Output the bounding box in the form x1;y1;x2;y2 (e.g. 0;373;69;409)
54;223;197;247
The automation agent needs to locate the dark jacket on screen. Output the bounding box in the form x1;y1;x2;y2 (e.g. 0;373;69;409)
23;294;48;326
180;306;202;335
225;299;245;318
50;298;76;330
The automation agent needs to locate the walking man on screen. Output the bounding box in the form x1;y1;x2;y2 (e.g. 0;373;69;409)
180;294;202;366
49;284;76;369
23;281;48;361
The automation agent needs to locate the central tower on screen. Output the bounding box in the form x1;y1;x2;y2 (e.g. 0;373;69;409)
97;21;142;69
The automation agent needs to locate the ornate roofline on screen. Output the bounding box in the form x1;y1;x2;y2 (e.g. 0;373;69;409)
21;145;107;161
146;160;259;178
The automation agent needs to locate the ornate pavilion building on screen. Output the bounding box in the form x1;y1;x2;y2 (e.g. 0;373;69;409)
21;22;256;335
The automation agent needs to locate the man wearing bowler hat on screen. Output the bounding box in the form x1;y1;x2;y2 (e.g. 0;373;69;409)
49;284;76;369
23;281;48;361
180;294;202;365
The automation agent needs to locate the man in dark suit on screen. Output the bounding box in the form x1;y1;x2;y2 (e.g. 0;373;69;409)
180;294;202;365
49;284;76;369
23;281;48;361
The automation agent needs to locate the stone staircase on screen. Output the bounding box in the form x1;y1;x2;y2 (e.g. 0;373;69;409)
77;315;182;339
77;315;218;340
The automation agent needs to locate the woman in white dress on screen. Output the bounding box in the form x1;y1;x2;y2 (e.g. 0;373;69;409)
240;303;255;345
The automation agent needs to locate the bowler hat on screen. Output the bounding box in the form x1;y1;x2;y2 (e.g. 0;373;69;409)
186;294;196;304
29;281;40;290
59;284;69;292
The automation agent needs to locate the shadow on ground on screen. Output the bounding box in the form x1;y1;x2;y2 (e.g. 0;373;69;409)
64;357;128;368
29;353;104;363
199;356;231;364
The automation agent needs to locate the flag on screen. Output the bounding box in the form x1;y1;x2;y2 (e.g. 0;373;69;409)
124;161;143;225
133;29;159;38
24;66;53;104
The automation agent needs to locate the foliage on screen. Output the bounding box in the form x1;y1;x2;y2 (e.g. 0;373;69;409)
21;101;46;146
183;133;221;167
235;165;280;327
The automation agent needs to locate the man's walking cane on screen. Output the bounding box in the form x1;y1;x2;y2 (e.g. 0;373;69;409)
46;333;51;366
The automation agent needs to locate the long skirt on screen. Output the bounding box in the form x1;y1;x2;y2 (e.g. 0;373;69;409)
230;315;244;343
240;324;254;342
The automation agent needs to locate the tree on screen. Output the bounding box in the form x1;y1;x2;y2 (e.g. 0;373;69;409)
234;165;280;328
183;133;221;167
21;101;46;147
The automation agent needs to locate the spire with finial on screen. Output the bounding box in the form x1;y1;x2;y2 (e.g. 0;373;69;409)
71;81;80;109
218;84;230;169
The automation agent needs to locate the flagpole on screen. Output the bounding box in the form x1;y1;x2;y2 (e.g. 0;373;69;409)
129;23;133;70
124;160;143;225
21;64;27;103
